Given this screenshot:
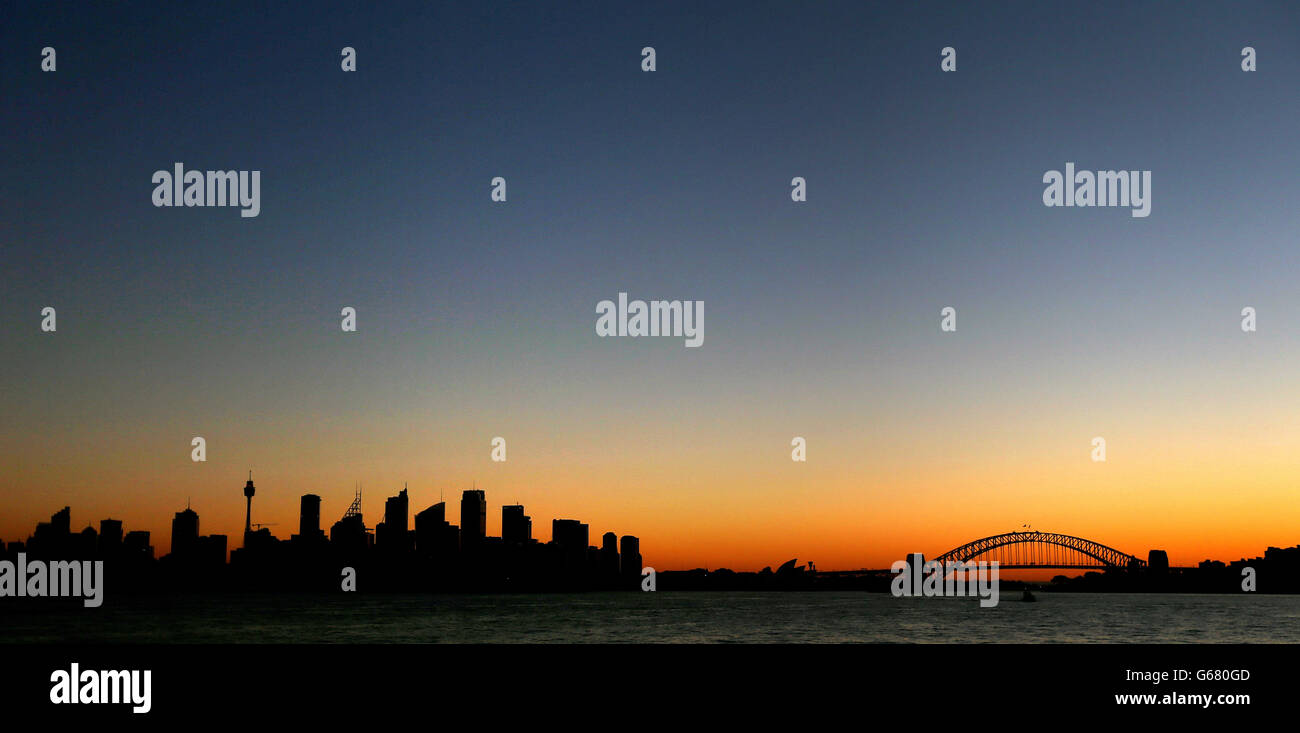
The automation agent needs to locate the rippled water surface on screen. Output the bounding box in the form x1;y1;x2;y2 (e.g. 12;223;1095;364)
5;592;1298;643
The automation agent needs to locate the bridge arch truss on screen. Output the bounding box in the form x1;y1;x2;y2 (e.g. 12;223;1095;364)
931;531;1144;570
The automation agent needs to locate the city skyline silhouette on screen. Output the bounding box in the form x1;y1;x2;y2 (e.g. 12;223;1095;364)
4;477;647;593
5;472;1300;593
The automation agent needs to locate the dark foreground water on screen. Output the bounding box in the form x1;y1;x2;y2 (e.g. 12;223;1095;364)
5;592;1299;643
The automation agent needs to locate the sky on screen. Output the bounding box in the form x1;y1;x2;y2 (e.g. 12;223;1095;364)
2;1;1300;572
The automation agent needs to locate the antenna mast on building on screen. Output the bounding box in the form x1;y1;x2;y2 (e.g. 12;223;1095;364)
343;486;363;519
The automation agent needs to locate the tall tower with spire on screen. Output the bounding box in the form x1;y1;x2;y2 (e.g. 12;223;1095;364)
243;471;256;539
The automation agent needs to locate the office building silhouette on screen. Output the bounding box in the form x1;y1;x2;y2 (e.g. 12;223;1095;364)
377;488;410;552
552;519;588;551
198;534;227;566
51;506;70;536
461;489;486;552
601;531;619;577
171;507;200;559
330;491;369;556
503;504;531;546
415;501;458;560
99;519;123;552
620;535;641;580
299;494;323;541
123;530;153;560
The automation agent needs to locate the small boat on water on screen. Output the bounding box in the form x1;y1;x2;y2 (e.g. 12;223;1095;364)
1021;589;1037;602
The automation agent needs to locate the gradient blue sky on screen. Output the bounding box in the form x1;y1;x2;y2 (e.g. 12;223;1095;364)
3;1;1299;569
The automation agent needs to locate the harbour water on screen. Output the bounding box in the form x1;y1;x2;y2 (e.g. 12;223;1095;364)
4;591;1298;643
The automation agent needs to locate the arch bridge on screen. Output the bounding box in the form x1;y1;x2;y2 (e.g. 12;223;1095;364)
931;531;1145;570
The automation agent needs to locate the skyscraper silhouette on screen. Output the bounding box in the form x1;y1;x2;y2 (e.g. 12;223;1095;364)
620;535;641;582
502;504;531;546
461;489;486;552
171;507;200;559
299;494;322;540
123;530;153;560
415;501;459;560
51;506;70;536
378;488;410;551
329;489;368;555
552;519;588;551
99;519;123;552
601;531;620;577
